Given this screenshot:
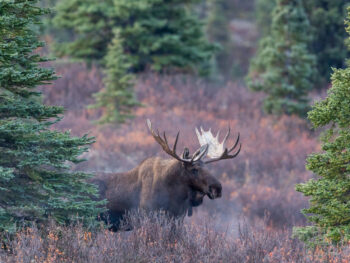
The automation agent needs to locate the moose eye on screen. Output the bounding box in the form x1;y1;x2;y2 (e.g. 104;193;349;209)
192;169;199;176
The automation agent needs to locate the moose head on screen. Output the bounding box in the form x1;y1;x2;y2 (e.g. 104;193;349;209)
147;119;241;215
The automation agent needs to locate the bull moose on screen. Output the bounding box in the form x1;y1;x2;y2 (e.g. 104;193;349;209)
91;120;241;230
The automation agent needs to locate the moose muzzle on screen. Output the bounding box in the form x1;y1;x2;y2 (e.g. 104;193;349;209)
207;184;222;199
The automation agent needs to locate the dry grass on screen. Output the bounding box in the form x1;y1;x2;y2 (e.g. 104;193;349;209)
1;211;349;263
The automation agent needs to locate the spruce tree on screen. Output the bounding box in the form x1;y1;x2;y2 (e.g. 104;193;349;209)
255;0;275;37
90;29;139;124
0;0;104;233
246;0;316;117
206;0;233;79
112;0;216;75
54;0;215;74
294;8;350;245
52;0;114;62
255;0;349;84
304;0;349;83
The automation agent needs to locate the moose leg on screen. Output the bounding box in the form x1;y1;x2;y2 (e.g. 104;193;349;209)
100;210;124;232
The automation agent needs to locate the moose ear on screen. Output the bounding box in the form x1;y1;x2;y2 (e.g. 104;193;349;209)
182;147;190;159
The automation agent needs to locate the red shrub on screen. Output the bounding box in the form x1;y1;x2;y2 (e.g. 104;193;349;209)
1;213;349;263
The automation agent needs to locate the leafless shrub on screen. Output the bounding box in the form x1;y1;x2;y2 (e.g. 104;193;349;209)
1;212;349;263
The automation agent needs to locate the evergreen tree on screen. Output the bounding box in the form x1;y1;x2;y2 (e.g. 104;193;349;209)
53;0;114;62
113;0;216;75
206;0;233;79
304;0;349;83
246;0;316;117
38;0;71;40
255;0;275;37
0;0;104;233
255;0;349;84
90;30;139;124
54;0;215;74
294;8;350;245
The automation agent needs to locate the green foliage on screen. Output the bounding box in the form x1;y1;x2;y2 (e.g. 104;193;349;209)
246;0;316;117
90;30;139;124
255;0;349;84
53;0;114;62
304;0;350;83
114;0;216;75
0;0;104;233
255;0;275;37
37;0;71;41
294;8;350;246
53;0;216;123
206;0;233;79
54;0;216;74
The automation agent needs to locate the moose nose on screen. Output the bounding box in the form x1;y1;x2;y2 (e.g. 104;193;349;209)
216;186;222;198
217;187;222;198
208;185;222;199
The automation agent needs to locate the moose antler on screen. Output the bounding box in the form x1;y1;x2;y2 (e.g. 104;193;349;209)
147;119;208;164
195;126;241;164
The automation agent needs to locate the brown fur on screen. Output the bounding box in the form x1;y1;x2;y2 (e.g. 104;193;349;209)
91;157;222;230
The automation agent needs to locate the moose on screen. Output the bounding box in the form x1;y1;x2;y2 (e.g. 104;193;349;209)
91;119;241;230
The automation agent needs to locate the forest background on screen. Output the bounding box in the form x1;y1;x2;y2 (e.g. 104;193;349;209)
1;0;350;261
